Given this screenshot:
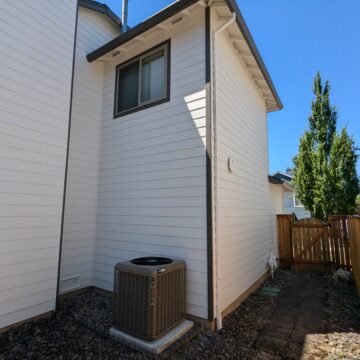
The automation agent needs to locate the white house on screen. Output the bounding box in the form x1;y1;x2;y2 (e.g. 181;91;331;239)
0;0;284;332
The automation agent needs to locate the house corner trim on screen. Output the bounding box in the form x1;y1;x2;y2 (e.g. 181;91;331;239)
55;0;80;311
205;5;214;322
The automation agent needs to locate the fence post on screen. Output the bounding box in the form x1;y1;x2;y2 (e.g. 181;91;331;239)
342;216;351;270
348;217;360;296
277;214;293;269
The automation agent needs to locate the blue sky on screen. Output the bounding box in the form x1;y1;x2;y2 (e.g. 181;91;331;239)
103;0;360;173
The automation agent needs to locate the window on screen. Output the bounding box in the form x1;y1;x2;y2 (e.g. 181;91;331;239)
294;194;304;207
114;41;170;118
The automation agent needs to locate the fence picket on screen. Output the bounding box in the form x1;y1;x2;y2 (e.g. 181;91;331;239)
276;215;357;273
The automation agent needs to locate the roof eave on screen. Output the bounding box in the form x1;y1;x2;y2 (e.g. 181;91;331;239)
86;0;282;111
224;0;283;110
86;0;199;63
271;171;293;181
268;175;283;185
268;176;293;191
79;0;122;28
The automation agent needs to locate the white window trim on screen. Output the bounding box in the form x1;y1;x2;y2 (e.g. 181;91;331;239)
293;193;304;208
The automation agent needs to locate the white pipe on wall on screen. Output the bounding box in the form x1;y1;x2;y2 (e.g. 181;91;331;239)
211;10;236;331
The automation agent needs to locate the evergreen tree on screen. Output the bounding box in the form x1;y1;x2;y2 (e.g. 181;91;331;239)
293;72;359;220
356;195;360;214
329;129;359;215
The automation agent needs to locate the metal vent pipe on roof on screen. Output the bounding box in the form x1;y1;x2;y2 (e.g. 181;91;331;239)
122;0;128;32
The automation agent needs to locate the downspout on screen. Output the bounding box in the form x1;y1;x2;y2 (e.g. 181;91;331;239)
211;10;236;330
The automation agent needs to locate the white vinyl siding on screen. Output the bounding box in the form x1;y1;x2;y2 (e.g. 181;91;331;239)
214;24;278;312
95;11;208;319
0;0;77;329
60;8;120;293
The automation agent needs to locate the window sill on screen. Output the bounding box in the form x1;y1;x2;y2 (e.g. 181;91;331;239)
113;96;170;119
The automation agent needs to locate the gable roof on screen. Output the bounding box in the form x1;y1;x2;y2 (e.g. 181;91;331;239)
271;171;293;182
86;0;282;111
268;175;293;191
268;175;284;185
79;0;122;28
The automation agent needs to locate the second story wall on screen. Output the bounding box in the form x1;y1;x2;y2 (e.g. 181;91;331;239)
96;10;209;319
0;0;77;329
60;7;120;294
211;10;278;313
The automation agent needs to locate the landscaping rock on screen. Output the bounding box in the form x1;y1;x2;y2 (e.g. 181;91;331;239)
1;270;360;359
333;268;351;283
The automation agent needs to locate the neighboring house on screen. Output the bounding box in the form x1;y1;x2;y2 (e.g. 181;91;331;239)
271;169;311;219
0;0;284;331
268;175;293;215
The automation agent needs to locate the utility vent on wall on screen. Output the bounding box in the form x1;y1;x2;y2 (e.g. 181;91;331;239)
171;16;183;25
60;275;80;293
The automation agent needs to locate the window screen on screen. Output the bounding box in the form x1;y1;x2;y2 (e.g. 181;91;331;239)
141;50;165;103
114;41;170;118
117;60;139;112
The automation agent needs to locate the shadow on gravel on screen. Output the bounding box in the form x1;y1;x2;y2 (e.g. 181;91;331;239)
0;270;359;360
300;276;360;360
255;272;360;360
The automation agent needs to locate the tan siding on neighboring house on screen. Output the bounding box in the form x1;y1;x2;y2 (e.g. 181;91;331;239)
214;26;277;312
0;0;77;328
95;11;209;319
60;8;120;293
270;184;284;215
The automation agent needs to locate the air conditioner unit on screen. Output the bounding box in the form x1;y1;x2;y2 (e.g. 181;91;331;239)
114;257;186;341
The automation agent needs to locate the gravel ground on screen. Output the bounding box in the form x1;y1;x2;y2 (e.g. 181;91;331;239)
302;275;360;360
0;270;359;360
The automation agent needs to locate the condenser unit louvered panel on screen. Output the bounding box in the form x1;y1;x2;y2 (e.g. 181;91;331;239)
114;257;186;341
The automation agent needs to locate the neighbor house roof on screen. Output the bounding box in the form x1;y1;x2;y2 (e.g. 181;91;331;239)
86;0;282;111
271;171;293;182
268;175;293;191
268;175;284;185
79;0;122;27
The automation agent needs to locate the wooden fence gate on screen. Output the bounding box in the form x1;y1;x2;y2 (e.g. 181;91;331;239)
277;215;351;272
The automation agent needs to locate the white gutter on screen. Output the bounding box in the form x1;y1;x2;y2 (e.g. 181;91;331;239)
211;10;236;331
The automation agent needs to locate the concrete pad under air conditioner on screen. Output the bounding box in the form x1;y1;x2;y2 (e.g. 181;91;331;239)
109;320;194;355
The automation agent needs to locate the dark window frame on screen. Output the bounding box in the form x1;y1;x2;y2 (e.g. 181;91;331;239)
113;39;171;119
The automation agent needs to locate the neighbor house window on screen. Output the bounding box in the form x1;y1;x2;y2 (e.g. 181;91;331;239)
294;194;303;207
114;40;170;118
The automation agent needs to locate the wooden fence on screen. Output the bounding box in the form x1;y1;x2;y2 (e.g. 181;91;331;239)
277;215;350;272
277;214;360;294
348;217;360;296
